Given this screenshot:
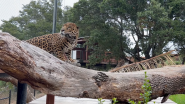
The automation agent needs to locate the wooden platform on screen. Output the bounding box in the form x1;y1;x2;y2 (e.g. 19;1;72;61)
28;96;176;104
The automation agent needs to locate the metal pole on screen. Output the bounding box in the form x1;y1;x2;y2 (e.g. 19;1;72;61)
46;0;57;104
9;90;11;104
52;0;58;33
34;89;36;97
16;81;27;104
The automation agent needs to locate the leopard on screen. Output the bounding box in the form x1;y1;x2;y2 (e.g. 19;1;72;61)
26;22;80;66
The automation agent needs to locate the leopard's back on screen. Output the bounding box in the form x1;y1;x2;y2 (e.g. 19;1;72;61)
26;33;76;53
26;34;54;53
26;22;79;63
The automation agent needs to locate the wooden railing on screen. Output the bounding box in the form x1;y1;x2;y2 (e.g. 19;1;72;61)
110;50;177;72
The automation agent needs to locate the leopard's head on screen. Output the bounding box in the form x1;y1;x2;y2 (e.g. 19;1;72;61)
60;22;79;40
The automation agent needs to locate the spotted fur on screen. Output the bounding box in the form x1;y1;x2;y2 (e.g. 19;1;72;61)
26;22;79;65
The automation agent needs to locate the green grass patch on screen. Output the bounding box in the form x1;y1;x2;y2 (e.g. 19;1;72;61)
0;81;6;87
169;94;185;104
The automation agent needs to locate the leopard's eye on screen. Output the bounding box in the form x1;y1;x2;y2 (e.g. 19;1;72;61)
67;27;71;30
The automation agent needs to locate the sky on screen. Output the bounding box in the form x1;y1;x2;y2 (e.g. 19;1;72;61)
0;0;79;25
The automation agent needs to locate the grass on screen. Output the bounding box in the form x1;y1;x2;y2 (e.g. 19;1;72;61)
0;81;6;87
169;94;185;104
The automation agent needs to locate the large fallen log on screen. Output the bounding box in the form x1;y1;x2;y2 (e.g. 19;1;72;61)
0;32;185;103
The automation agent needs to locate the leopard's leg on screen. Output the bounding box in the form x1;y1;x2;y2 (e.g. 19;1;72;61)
65;50;81;66
65;50;75;62
54;49;80;66
53;49;68;61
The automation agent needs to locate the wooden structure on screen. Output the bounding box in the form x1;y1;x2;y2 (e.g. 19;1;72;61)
110;50;177;72
72;37;122;65
72;37;89;63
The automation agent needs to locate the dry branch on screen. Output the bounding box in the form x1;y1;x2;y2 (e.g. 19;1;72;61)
0;32;185;102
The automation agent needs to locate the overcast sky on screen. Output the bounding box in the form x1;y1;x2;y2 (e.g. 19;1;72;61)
0;0;79;25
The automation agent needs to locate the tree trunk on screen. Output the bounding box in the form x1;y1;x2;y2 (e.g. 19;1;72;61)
0;32;185;102
182;57;185;65
144;51;151;59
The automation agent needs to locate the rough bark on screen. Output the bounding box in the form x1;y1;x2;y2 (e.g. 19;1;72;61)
0;32;185;102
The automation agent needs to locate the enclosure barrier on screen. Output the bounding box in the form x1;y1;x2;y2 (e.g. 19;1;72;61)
0;90;11;104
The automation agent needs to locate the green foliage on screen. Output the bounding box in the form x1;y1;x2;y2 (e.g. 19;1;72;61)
86;26;128;66
69;0;181;65
137;0;173;58
129;72;152;104
112;97;118;104
128;99;142;104
168;0;185;59
1;0;185;66
175;61;181;65
69;0;129;66
169;94;185;104
98;98;105;104
0;81;6;87
98;97;118;104
0;81;14;92
69;0;105;37
0;20;25;40
0;0;63;40
140;72;152;103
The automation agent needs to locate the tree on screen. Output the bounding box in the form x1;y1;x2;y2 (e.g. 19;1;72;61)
167;0;185;64
100;0;176;60
137;0;173;59
0;0;63;40
87;26;128;66
1;32;185;103
100;0;148;60
65;0;179;66
67;0;129;66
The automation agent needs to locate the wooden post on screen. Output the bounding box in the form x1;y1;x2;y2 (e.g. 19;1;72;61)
49;0;57;103
46;94;55;104
16;81;27;104
86;45;88;61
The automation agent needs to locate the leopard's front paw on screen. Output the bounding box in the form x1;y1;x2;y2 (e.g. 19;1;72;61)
71;61;81;67
67;59;81;66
